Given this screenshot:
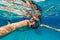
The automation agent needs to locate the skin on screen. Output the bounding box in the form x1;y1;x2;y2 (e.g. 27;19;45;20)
0;20;31;37
0;14;39;37
40;24;60;32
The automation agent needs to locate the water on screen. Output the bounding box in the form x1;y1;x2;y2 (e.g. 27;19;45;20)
0;0;60;40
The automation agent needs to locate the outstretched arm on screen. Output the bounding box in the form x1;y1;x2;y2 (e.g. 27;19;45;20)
40;24;60;32
0;20;30;37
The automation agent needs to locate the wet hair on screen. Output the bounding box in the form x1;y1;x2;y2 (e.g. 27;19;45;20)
31;1;42;23
31;1;42;12
22;0;26;3
22;0;42;11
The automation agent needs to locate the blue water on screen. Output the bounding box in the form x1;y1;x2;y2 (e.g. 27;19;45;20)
0;0;60;40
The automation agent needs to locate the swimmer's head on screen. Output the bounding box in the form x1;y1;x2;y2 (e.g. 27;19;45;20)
29;13;41;29
30;18;40;29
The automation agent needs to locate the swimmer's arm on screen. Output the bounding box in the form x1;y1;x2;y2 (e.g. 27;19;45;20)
40;24;60;32
0;20;30;37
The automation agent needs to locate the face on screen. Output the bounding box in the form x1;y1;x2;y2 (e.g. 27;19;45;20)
30;18;35;23
30;15;39;22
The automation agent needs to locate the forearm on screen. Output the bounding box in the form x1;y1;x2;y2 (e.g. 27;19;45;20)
0;20;30;37
40;24;60;32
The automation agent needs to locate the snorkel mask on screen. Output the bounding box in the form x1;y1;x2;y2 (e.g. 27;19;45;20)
30;15;41;29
